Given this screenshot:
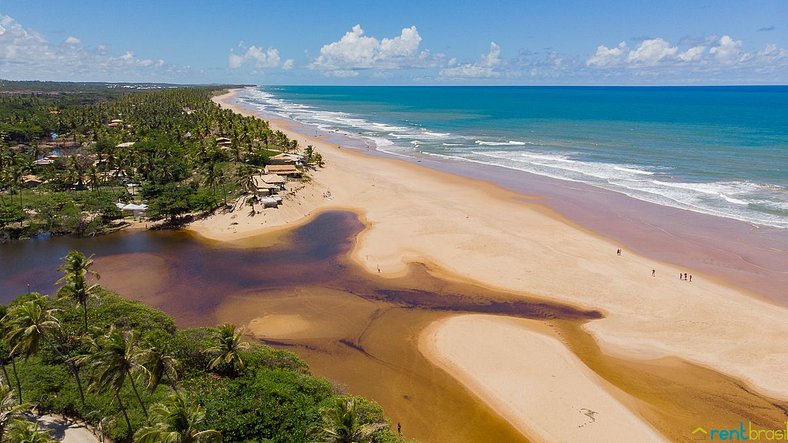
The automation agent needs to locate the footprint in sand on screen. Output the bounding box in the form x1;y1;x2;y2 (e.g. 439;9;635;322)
577;408;598;428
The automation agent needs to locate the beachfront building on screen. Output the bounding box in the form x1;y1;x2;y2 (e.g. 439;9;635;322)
264;164;302;177
116;141;135;148
258;195;283;208
115;202;148;217
267;153;304;166
215;137;232;148
22;175;43;188
248;174;280;197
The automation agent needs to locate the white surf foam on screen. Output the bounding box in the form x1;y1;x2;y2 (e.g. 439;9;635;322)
237;87;788;229
475;140;527;146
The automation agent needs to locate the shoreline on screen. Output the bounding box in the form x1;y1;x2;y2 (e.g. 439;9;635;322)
219;87;788;305
202;88;788;440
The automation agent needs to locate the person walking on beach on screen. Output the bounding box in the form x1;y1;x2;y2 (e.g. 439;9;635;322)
689;275;692;282
397;422;401;435
684;272;688;281
617;249;621;256
652;269;656;277
679;272;683;280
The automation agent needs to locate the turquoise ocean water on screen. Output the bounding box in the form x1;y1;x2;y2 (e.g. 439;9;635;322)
239;86;788;229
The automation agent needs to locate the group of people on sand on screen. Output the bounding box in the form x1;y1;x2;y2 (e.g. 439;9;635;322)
617;248;693;282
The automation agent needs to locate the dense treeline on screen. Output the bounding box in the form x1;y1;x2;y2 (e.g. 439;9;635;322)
0;81;314;241
0;250;412;442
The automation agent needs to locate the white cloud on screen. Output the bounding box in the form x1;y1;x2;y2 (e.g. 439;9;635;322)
757;43;786;61
0;14;54;60
678;45;705;62
227;44;290;70
315;24;379;68
709;35;750;65
627;38;678;65
114;50;163;68
0;15;170;81
312;24;430;75
282;59;294;70
439;42;502;78
586;35;778;70
228;53;244;69
379;26;422;58
324;69;359;78
586;41;628;67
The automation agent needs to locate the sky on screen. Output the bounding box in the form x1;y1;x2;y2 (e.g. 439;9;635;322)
1;0;787;85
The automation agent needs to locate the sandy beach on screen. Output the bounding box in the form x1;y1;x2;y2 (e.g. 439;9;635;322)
196;89;788;441
420;315;665;443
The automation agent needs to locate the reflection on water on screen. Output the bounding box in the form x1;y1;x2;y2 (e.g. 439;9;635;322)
0;211;599;325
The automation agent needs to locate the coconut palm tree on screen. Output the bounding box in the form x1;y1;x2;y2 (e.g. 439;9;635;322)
317;397;387;443
82;327;150;428
134;391;221;443
0;384;28;441
2;294;59;402
6;420;56;443
140;346;180;392
3;294;87;407
206;324;248;377
0;319;18;395
56;250;100;334
0;352;13;394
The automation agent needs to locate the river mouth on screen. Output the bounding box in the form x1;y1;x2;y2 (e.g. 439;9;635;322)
1;210;785;442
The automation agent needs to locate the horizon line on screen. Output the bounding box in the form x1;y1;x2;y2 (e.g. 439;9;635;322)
3;79;788;88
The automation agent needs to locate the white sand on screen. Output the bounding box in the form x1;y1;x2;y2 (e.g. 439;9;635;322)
420;315;666;443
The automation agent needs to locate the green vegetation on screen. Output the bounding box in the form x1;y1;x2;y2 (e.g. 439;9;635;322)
0;251;411;442
0;80;322;241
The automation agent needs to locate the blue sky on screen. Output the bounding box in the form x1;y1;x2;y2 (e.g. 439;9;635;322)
1;0;786;84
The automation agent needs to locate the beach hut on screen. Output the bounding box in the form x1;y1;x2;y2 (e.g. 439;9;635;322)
267;153;304;166
215;137;232;148
264;164;301;177
261;174;286;189
248;175;279;197
33;158;55;167
22;175;43;188
116;141;135;148
258;196;280;208
115;202;148;217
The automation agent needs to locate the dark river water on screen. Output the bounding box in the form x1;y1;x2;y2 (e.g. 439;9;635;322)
0;211;598;322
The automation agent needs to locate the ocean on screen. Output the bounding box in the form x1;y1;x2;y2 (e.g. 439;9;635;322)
238;86;788;229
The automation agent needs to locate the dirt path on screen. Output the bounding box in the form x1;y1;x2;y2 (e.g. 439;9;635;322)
37;415;101;443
